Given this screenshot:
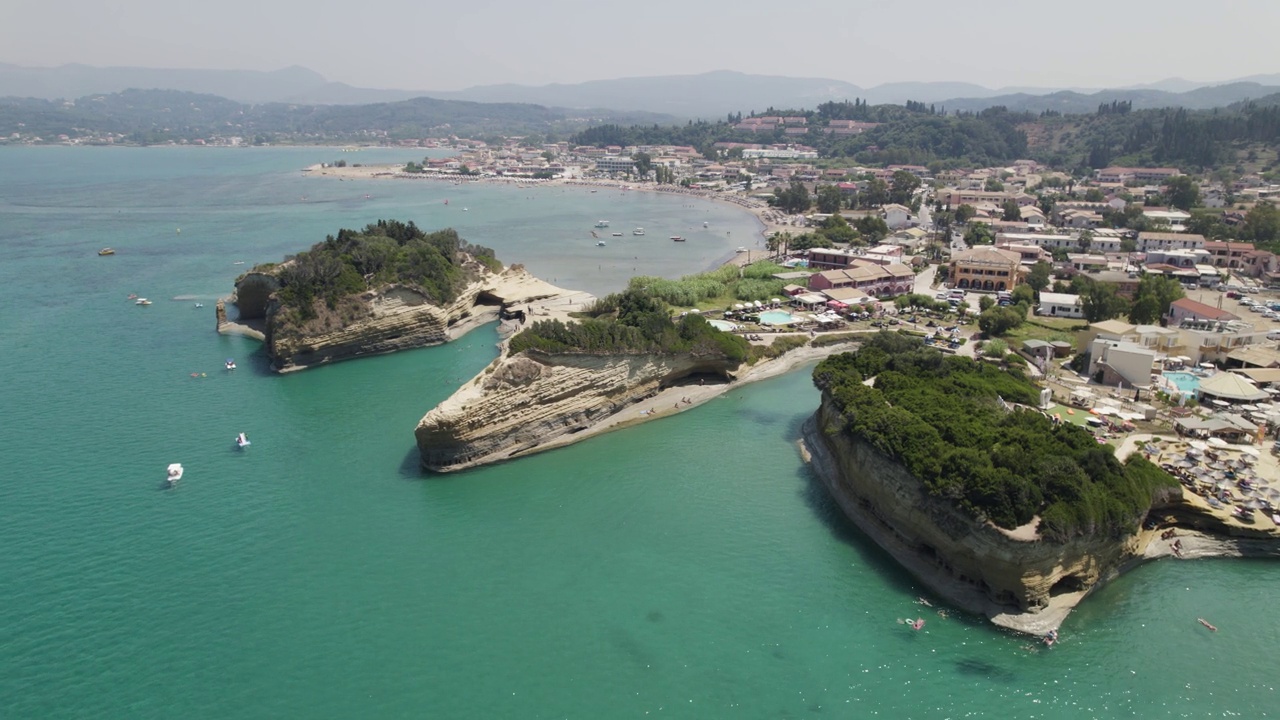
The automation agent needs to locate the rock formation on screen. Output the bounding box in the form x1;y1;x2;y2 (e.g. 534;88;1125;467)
803;394;1157;634
223;265;569;373
416;350;739;472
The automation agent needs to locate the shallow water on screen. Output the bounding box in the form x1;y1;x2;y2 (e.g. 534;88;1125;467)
1;146;1277;719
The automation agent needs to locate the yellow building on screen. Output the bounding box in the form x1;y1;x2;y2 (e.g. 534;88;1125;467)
948;247;1022;292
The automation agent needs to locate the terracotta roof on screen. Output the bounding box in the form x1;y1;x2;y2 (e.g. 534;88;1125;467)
1169;297;1238;320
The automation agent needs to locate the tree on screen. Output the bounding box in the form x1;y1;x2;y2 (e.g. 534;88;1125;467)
1084;188;1106;202
862;178;889;207
817;213;859;244
1127;295;1162;324
1240;203;1280;246
1164;176;1201;211
1027;261;1053;292
816;184;844;214
1081;282;1128;322
770;181;811;214
889;170;922;206
632;152;653;179
1001;199;1021;221
955;204;977;224
1127;274;1184;323
984;178;1005;192
965;222;994;245
978;306;1023;336
854;215;889;242
1076;230;1094;253
1011;284;1036;308
979;295;996;312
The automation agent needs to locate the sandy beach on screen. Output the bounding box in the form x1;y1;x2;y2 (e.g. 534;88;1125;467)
302;162;800;249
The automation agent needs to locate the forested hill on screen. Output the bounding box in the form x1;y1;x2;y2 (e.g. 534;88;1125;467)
573;98;1280;173
0;89;679;143
574;103;1031;168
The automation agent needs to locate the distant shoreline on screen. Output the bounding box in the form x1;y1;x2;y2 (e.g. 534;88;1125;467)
301;162;796;257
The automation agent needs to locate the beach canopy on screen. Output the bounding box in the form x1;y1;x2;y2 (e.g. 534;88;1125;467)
1241;447;1261;458
1208;437;1229;448
1199;372;1269;402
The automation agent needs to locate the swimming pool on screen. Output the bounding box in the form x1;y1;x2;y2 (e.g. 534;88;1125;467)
1164;371;1201;394
708;319;738;331
759;310;799;326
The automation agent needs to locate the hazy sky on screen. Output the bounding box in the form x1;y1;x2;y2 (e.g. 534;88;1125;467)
6;0;1280;90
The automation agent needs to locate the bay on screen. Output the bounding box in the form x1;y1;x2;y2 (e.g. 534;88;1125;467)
1;146;1276;719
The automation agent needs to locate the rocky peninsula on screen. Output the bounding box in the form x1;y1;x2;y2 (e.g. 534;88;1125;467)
217;220;583;372
800;334;1280;635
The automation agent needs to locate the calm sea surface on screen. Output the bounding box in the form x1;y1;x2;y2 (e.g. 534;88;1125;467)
1;146;1278;719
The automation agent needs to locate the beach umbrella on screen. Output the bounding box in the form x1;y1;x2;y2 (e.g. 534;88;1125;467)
753;300;763;308
1208;437;1229;448
1241;447;1261;458
1189;440;1209;451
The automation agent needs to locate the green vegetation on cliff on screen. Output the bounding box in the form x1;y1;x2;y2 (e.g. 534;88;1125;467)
813;333;1177;541
509;288;749;361
262;220;499;323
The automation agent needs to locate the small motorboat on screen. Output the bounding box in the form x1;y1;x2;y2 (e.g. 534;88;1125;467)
594;220;610;228
736;247;747;253
671;236;685;242
193;303;204;308
703;221;709;228
135;298;152;306
166;463;184;485
611;232;622;237
225;359;237;370
235;432;251;449
633;228;645;236
596;240;607;247
98;247;116;256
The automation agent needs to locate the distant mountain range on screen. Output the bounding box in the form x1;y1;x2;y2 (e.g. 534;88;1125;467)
4;63;1280;118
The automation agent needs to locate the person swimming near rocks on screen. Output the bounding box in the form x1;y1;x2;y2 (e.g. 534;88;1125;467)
1043;629;1059;647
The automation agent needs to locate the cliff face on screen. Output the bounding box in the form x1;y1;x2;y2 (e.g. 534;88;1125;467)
264;282;496;372
804;395;1147;634
231;266;558;373
416;350;737;472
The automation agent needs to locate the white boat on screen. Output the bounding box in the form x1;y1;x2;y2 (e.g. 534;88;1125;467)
703;221;709;227
611;232;622;237
236;432;251;449
594;220;610;228
166;463;184;485
597;240;607;246
135;298;152;306
736;247;747;253
193;303;204;308
225;359;236;370
633;228;645;236
671;236;685;242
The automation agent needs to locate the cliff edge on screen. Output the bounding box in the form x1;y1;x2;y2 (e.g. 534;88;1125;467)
417;347;741;471
222;264;576;372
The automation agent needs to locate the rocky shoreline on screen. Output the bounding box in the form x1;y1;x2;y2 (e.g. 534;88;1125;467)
799;396;1280;635
415;340;860;473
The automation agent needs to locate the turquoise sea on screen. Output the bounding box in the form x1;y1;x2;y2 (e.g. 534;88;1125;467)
2;146;1278;719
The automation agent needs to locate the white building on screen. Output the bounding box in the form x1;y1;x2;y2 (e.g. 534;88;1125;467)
882;203;911;229
594;156;636;174
1088;339;1157;389
1038;292;1083;319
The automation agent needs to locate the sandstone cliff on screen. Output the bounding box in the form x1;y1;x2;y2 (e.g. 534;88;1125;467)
803;394;1151;634
223;265;573;372
416;349;739;472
